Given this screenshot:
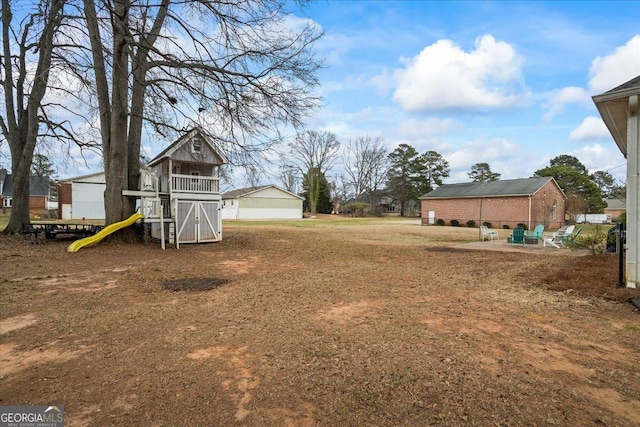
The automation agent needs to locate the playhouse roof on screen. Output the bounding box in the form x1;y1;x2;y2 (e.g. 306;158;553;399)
147;127;229;167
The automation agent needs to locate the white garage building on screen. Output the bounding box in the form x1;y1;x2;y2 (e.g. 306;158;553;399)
58;172;107;220
221;185;303;220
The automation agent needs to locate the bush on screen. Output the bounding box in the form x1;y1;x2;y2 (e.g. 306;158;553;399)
450;219;459;227
502;224;510;229
466;220;476;227
574;225;608;255
436;219;445;226
516;223;528;230
482;222;492;228
343;202;368;217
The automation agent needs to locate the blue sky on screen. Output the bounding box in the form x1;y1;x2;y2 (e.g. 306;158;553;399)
4;0;638;187
294;0;640;184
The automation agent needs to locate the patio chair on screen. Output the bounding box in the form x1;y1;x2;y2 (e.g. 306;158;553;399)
543;225;574;248
526;224;545;242
562;226;583;247
480;225;499;241
510;226;525;246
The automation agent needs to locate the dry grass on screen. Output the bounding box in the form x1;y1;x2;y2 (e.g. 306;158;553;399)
1;217;639;426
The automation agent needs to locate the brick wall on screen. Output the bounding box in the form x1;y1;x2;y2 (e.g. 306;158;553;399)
57;183;72;219
29;195;46;209
421;181;566;229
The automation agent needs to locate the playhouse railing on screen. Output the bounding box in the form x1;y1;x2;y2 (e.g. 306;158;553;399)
171;174;220;194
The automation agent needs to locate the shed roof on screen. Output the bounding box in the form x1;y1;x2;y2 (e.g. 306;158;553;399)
419;177;561;199
147;127;228;167
222;184;303;200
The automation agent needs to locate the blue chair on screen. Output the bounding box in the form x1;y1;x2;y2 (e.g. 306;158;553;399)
511;226;525;246
526;224;545;242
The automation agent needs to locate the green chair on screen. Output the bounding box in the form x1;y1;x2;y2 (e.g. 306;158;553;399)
510;226;525;246
526;224;545;242
562;226;583;247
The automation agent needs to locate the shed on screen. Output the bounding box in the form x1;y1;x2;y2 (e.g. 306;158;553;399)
419;177;566;229
593;74;640;288
221;185;303;220
58;172;106;219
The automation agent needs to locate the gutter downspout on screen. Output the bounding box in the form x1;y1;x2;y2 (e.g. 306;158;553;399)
528;195;532;230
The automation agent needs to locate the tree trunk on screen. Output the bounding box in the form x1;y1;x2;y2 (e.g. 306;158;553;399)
103;0;130;240
1;0;64;234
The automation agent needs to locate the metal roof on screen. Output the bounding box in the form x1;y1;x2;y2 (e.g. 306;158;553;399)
419;177;557;199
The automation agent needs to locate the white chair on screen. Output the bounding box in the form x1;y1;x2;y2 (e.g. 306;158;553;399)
480;225;499;241
543;225;575;248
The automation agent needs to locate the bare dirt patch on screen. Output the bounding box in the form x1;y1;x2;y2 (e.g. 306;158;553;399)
1;219;639;426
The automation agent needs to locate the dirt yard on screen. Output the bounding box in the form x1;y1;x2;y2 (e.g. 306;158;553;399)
1;217;639;426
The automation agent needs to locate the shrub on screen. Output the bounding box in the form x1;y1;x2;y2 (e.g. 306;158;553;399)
573;225;608;255
450;219;459;227
482;222;492;228
466;220;476;227
343;202;368;217
502;224;510;229
516;223;528;230
436;219;445;226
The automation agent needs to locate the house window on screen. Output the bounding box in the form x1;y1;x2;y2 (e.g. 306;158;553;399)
3;197;12;208
192;138;203;153
552;201;557;220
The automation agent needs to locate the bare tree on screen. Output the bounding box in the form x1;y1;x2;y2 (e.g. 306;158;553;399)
279;161;299;194
289;130;340;214
66;0;323;238
1;0;66;234
343;136;388;208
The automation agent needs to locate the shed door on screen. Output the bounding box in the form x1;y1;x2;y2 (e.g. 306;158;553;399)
176;200;221;244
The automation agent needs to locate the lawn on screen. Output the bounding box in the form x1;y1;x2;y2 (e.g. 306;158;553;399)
1;217;639;426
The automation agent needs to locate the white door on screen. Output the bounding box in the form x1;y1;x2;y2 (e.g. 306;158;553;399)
176;200;221;244
428;210;435;225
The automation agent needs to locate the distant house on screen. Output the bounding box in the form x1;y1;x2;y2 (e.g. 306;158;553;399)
1;169;53;210
604;198;626;222
221;185;303;220
419;177;566;229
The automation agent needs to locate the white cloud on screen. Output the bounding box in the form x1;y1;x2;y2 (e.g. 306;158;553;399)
541;35;640;119
541;86;591;121
568;116;611;141
570;144;626;182
392;35;526;112
588;35;640;94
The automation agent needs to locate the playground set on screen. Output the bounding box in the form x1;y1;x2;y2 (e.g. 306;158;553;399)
23;128;228;252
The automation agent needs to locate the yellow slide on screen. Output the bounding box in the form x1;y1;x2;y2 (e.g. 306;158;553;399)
67;213;144;253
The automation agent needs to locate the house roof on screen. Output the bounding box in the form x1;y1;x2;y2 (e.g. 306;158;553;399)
419;177;562;199
222;184;304;200
1;174;51;197
605;198;626;210
592;74;640;156
147;127;229;167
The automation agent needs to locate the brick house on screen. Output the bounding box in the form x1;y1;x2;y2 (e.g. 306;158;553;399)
419;177;566;229
604;198;625;222
1;169;53;210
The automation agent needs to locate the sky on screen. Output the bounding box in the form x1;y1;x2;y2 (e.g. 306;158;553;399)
293;0;640;185
3;0;639;188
